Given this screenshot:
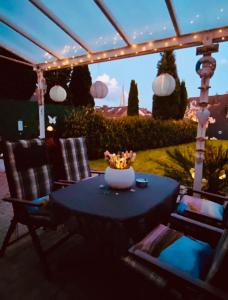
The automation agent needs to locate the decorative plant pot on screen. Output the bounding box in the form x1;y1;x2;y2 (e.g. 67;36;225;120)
104;166;135;189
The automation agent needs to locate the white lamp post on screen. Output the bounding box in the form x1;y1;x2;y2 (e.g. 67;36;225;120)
36;69;47;139
193;44;218;192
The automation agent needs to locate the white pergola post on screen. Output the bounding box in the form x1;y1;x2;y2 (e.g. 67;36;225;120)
193;44;218;191
36;69;46;139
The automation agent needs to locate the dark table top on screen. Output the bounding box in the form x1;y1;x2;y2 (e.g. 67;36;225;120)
51;173;179;222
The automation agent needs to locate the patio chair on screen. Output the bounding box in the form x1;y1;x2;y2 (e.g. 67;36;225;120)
171;186;228;229
58;137;103;184
0;138;70;275
123;221;228;300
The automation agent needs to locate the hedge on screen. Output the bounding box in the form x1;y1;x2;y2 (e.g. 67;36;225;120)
62;108;197;159
0;99;74;140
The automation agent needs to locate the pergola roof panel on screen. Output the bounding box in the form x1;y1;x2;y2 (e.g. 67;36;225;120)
0;22;55;63
0;0;86;61
0;0;227;68
173;0;228;34
103;0;176;43
38;0;126;52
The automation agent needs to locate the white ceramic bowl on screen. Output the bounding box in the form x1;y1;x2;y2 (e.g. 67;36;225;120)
104;166;135;189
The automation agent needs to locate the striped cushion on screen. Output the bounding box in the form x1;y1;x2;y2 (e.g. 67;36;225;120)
132;224;183;257
4;139;53;200
59;137;91;182
178;195;224;221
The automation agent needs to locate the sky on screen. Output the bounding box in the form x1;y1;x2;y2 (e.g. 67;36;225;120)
89;41;228;111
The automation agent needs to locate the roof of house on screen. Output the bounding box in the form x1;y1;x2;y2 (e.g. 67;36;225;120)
96;106;152;118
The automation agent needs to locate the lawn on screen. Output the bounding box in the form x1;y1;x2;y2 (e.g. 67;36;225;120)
89;140;228;176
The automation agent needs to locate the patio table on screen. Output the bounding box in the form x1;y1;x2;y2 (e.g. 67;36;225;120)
50;173;179;255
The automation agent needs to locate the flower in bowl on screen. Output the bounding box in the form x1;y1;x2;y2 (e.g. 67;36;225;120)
104;150;136;170
104;150;136;189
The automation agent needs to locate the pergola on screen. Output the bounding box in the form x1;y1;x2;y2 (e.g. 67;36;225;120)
0;0;228;191
0;0;227;69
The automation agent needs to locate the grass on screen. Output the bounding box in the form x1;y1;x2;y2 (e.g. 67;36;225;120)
89;140;228;176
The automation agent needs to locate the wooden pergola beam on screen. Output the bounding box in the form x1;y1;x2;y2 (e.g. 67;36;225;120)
165;0;181;36
36;26;228;71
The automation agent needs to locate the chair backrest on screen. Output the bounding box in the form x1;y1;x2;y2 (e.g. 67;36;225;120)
3;139;53;200
59;137;91;182
206;229;228;290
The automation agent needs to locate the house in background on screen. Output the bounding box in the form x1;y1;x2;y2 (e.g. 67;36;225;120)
185;94;228;139
96;106;152;118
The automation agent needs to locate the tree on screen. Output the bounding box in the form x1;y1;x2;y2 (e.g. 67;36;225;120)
69;65;94;107
127;80;139;116
153;51;184;120
178;81;188;119
0;48;36;101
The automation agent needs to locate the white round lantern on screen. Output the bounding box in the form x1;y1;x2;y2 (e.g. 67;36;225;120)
196;109;210;127
49;85;67;102
90;81;108;99
152;73;176;96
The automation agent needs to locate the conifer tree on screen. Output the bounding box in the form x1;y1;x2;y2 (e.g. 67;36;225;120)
127;80;139;116
69;65;94;107
153;51;183;120
178;81;188;119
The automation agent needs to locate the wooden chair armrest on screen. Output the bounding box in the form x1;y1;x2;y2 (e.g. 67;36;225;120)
2;197;44;207
90;170;104;175
54;180;74;187
125;250;227;300
170;213;223;245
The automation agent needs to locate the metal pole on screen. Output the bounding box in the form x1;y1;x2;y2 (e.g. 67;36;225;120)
193;44;218;191
36;69;47;139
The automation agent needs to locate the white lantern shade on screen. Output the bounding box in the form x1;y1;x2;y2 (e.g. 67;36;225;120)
152;73;176;96
90;81;108;99
49;85;67;102
196;109;210;127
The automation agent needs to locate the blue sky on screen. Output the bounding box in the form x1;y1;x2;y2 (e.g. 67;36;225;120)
89;42;228;110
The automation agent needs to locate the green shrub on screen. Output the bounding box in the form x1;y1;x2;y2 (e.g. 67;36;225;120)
62;108;197;159
158;143;228;193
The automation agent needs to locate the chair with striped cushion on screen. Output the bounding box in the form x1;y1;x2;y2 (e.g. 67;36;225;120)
123;223;228;299
59;137;103;183
0;139;69;275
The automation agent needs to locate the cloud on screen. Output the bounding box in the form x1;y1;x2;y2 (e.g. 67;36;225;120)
95;73;128;107
219;58;228;65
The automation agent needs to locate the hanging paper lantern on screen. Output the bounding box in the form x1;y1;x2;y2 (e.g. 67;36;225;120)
90;81;108;99
49;85;67;102
152;73;176;96
196;109;210;127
